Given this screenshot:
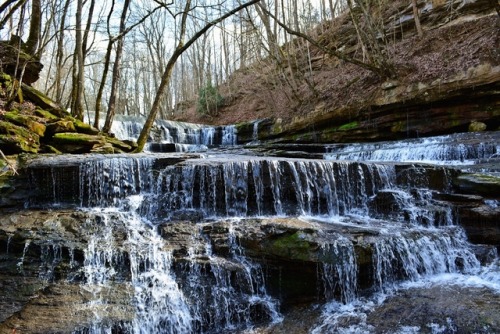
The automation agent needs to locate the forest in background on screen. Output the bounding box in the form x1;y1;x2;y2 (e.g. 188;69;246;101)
1;0;344;119
1;0;499;151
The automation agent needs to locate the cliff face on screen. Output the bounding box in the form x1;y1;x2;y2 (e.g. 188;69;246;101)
175;0;500;144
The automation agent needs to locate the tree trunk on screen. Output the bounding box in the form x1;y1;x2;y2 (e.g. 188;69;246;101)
25;0;41;55
54;0;71;104
71;0;84;120
102;0;131;134
93;40;113;129
412;0;423;38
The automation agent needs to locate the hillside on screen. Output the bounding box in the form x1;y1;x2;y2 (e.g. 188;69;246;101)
173;0;500;143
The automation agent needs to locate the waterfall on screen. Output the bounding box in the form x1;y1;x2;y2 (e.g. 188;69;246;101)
133;158;398;220
177;221;281;332
325;132;500;165
222;125;238;145
319;239;358;304
15;130;499;333
371;227;480;291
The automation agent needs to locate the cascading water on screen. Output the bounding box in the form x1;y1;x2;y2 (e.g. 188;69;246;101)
3;129;499;333
325;131;500;165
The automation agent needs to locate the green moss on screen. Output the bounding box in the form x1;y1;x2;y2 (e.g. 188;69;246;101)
272;232;312;261
0;121;40;153
21;84;67;116
0;72;12;83
52;132;105;145
4;111;46;137
338;121;359;131
72;118;100;135
105;136;133;152
454;173;500;197
34;108;59;121
45;119;76;137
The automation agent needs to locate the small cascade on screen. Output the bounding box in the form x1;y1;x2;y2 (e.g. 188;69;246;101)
325;131;500;165
222;125;238;145
86;113;238;150
319;239;358;303
176;221;281;332
371;227;481;291
76;206;193;334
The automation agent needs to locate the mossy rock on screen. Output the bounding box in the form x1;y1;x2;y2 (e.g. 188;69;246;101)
105;136;134;152
21;83;67;117
51;132;105;145
45;119;76;137
49;133;106;153
72;118;100;135
468;121;487;132
0;133;39;153
91;143;116;154
34;108;59;121
4;110;46;137
40;145;62;154
454;173;500;197
270;232;315;261
0;121;40;153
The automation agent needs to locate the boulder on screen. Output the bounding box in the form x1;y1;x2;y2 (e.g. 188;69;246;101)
0;37;43;85
453;173;500;197
21;83;66;116
49;133;106;153
45;119;77;137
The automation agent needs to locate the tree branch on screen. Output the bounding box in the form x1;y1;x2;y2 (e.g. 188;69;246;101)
0;149;17;175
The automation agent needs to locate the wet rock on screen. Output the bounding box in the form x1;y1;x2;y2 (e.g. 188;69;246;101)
0;283;135;334
453;173;500;197
366;285;500;333
459;203;500;247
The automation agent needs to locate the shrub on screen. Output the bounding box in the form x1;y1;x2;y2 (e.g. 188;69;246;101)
197;83;223;116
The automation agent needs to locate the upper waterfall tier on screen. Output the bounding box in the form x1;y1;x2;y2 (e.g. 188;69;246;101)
101;114;238;147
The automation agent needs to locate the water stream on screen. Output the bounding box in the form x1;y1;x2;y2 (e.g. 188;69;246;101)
3;124;500;333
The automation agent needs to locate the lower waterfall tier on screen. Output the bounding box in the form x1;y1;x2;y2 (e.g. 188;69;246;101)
0;210;498;333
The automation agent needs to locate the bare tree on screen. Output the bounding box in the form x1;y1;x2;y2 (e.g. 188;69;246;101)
93;2;162;129
135;0;262;152
70;0;84;120
102;0;131;134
